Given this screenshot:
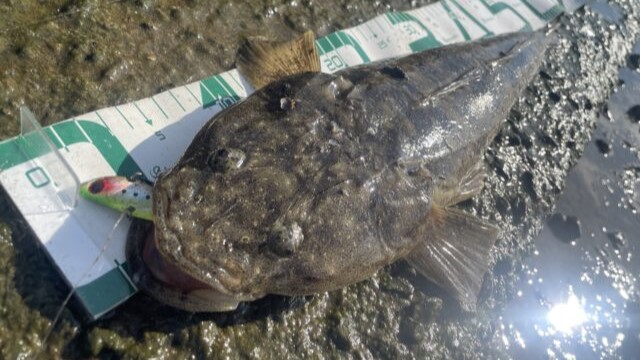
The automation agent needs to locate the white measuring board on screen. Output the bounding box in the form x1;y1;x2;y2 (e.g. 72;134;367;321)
0;0;585;319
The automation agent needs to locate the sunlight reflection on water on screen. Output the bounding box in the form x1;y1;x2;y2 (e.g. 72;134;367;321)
547;293;588;335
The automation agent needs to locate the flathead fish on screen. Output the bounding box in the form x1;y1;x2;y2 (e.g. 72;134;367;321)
87;30;551;312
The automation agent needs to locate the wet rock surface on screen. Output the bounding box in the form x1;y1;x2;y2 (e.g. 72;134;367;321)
0;0;640;359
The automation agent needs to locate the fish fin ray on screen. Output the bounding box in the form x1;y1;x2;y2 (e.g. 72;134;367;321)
434;160;486;207
406;205;498;311
236;31;320;89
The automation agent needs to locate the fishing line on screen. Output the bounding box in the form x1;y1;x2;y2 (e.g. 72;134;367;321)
34;211;128;360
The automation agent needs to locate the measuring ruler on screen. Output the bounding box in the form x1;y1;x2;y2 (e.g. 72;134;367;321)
0;0;584;319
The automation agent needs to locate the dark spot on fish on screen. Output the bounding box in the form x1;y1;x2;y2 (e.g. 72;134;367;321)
548;91;561;102
145;195;151;200
343;67;370;85
595;139;611;155
122;189;127;194
264;81;294;112
207;148;246;172
133;192;139;197
627;105;640;123
88;180;104;194
547;213;581;243
380;66;407;80
208;149;228;171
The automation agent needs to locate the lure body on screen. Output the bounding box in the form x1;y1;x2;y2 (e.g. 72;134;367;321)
79;176;153;221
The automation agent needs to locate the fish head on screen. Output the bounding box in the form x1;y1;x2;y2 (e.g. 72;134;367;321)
136;83;318;310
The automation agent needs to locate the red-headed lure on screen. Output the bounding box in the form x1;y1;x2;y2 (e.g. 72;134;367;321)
79;176;153;221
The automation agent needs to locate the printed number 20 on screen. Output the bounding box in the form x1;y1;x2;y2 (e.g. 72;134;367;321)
324;55;346;72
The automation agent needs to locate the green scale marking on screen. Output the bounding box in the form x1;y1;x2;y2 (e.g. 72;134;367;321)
316;31;371;65
0;119;144;318
386;11;444;52
200;74;241;109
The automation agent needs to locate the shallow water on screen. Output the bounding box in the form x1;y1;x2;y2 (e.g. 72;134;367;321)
500;39;640;359
1;0;640;359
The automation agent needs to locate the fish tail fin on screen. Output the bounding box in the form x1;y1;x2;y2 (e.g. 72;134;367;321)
406;205;498;311
236;30;321;89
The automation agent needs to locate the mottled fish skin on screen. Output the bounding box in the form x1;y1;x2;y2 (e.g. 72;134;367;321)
130;31;550;312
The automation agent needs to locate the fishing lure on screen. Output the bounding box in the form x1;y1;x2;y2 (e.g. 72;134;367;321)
79;176;153;221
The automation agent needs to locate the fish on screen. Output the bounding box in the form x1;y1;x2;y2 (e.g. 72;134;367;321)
84;29;551;312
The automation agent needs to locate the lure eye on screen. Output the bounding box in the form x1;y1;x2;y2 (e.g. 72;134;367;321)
88;180;104;194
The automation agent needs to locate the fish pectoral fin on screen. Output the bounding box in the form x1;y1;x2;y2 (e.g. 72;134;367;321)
406;205;498;311
434;159;487;207
236;30;321;89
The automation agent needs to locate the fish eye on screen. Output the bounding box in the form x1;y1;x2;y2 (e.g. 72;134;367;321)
207;148;246;172
88;180;104;194
280;97;295;110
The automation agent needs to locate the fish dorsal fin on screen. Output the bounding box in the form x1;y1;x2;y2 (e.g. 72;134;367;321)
236;31;321;89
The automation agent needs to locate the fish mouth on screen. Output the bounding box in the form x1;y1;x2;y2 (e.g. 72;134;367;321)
125;220;246;312
141;229;213;292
